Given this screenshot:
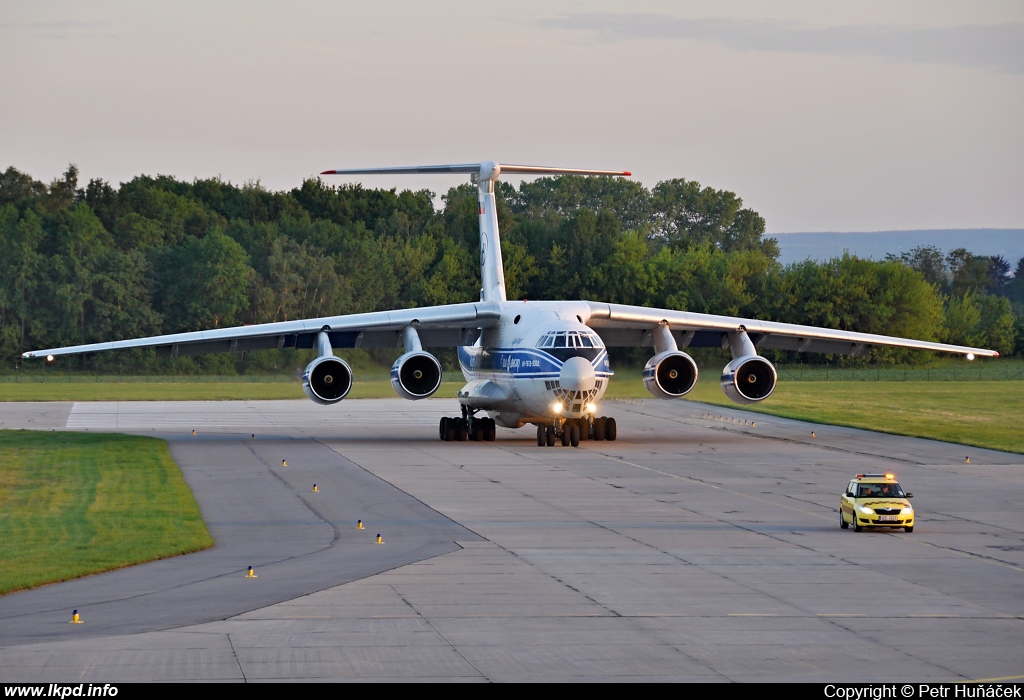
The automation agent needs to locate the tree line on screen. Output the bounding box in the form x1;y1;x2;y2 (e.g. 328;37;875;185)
1;164;1020;373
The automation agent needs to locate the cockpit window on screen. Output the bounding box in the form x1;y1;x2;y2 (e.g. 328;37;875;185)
537;330;604;349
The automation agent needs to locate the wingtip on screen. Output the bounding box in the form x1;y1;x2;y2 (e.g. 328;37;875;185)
319;170;335;175
995;351;1000;357
623;171;632;177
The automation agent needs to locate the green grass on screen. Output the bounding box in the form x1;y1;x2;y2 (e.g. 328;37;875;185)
0;430;214;595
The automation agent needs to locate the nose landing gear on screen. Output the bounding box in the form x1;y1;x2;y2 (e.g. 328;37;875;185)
536;416;616;447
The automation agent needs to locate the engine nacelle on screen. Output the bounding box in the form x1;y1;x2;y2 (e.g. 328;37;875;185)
721;355;777;404
391;351;442;400
302;355;353;405
643;351;699;399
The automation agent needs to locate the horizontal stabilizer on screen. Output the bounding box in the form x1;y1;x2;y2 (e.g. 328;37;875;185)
321;161;630;180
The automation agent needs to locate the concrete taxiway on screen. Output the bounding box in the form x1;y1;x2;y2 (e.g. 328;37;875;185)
0;398;1022;681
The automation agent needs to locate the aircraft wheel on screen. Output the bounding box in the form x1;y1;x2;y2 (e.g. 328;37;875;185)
569;423;580;447
537;425;545;446
484;419;496;442
439;417;448;441
546;425;556;447
456;419;469;442
605;417;617;441
560;427;570;447
577;419;588;442
471;421;484;441
840;511;848;529
594;417;607;441
444;419;456;441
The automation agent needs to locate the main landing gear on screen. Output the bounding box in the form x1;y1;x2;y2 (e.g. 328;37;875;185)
439;407;496;442
536;416;616;448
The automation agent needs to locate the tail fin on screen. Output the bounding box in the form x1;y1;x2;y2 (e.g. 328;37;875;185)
321;162;631;303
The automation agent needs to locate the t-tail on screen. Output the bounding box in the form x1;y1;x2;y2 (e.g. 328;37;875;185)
321;162;631;302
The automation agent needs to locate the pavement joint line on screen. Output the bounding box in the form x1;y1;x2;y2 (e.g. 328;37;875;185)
226;633;247;683
388;583;489;682
967;674;1024;683
888;532;1024;573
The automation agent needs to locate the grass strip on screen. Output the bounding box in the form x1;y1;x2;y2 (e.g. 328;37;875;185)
677;379;1024;455
0;430;213;595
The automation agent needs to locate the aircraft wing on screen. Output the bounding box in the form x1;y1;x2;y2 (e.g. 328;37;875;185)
585;302;999;358
22;302;502;360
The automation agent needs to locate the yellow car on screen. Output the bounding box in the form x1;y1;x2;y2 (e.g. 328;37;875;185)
840;473;915;533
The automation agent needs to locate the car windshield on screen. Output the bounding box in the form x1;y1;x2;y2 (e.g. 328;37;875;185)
857;483;905;498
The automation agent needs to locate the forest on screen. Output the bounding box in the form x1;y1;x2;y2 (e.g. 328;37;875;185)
1;164;1021;373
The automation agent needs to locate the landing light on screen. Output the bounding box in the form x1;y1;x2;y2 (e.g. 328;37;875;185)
966;353;975;361
46;355;54;362
550;402;562;414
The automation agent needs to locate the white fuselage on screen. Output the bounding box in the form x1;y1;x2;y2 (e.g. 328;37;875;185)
456;301;612;428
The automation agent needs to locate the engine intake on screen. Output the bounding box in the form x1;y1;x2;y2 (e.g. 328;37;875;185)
391;351;442;400
302;355;353;405
721;355;777;404
644;351;699;399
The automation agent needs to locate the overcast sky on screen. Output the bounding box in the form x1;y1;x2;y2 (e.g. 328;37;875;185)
2;1;1022;232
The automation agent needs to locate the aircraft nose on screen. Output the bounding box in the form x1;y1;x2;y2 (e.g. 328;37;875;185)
559;356;596;392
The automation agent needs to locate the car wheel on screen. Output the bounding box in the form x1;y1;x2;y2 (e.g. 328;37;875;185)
904;526;913;533
840;510;848;529
854;516;862;533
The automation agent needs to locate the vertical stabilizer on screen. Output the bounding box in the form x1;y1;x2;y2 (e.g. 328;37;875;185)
476;162;507;302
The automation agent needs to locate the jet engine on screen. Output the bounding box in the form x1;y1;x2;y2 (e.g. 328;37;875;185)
644;351;699;399
303;355;353;405
721;355;777;404
391;351;443;400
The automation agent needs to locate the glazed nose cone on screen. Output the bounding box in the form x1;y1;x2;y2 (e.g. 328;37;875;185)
559;356;596;392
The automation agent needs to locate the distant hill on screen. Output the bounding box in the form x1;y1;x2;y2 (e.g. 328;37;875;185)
769;229;1024;267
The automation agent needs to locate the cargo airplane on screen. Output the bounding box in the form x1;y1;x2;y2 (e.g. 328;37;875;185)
23;162;999;447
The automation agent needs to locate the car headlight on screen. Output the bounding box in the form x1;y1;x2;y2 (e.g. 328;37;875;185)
858;506;874;515
900;507;913;516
